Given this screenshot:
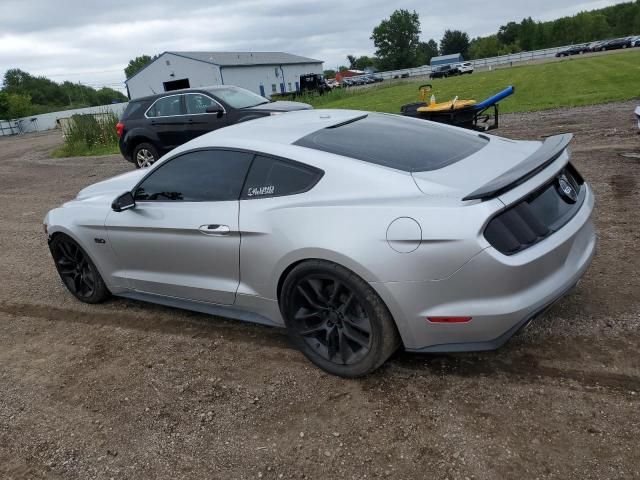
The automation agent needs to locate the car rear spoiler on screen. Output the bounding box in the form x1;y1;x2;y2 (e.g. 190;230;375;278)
462;133;573;201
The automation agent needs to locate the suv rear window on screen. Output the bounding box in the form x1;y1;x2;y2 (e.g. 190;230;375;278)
121;101;145;120
294;114;488;172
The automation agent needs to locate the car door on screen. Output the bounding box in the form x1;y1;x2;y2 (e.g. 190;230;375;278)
105;149;253;305
183;93;229;140
145;94;188;149
237;155;324;295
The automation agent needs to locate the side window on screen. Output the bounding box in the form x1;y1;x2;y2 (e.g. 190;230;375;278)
146;95;184;118
134;150;252;202
242;155;323;199
185;94;218;114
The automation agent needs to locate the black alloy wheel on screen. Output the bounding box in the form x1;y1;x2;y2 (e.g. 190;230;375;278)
49;235;110;303
281;260;400;377
291;275;372;365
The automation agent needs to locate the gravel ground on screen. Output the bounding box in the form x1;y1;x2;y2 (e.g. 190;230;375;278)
0;101;639;480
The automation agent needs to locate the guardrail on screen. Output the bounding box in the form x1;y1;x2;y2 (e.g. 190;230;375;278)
372;44;597;80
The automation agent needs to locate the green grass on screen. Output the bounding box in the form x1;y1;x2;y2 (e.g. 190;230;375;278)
310;50;640;114
51;142;119;158
52;110;120;158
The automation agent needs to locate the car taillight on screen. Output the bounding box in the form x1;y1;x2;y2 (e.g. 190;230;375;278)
116;122;124;138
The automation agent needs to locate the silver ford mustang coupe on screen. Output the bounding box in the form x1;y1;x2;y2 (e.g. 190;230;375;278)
44;110;596;376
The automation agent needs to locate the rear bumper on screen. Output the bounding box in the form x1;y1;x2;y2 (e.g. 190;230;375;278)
118;138;132;162
371;184;596;352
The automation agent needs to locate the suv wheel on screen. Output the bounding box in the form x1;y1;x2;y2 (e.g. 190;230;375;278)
133;143;159;168
280;260;401;377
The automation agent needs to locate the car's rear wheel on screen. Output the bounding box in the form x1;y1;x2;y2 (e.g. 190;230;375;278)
280;260;400;377
49;234;110;304
133;142;159;168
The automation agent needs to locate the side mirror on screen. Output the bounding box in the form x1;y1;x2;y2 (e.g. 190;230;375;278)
205;105;224;117
112;191;135;212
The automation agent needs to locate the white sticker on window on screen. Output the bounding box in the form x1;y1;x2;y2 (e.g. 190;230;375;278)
247;185;275;197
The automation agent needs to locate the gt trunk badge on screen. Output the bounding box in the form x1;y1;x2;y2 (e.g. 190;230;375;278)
557;174;578;203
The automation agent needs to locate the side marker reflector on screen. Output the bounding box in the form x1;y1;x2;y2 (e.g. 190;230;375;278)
427;316;472;323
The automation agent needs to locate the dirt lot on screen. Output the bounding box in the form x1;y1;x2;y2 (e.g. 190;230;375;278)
1;101;639;480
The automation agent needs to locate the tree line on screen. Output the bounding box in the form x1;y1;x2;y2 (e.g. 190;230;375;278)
0;69;127;120
323;1;640;77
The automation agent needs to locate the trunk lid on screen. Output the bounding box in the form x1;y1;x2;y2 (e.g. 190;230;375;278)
411;134;572;203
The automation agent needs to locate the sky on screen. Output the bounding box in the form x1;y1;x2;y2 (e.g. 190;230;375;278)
0;0;628;92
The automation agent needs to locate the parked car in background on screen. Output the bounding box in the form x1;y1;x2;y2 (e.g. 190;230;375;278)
555;44;588;57
629;36;640;47
586;40;609;52
341;78;354;87
455;62;474;74
117;85;311;168
429;64;459;79
601;37;633;50
326;79;339;88
361;74;383;83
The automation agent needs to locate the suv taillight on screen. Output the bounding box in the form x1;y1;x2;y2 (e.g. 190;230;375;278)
116;122;124;138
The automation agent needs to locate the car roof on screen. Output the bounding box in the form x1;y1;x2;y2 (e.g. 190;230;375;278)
131;85;245;103
185;110;369;148
163;109;488;175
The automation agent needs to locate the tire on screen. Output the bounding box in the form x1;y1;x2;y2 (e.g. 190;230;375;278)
49;234;110;304
280;260;401;377
133;142;159;168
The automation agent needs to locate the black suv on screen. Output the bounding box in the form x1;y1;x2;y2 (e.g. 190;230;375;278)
429;64;459;79
117;85;311;168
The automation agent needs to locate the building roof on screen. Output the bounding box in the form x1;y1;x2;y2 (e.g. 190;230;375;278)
169;51;323;67
125;51;324;84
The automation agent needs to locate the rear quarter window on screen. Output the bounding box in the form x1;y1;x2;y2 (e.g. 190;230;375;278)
294;113;488;172
121;101;145;120
241;155;323;199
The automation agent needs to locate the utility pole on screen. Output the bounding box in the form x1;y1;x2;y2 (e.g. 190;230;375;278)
78;82;85;105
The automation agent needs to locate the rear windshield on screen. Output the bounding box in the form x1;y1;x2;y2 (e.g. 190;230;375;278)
204;86;268;109
294;114;488;172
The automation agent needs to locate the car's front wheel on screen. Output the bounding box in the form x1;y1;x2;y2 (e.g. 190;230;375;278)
133;142;159;168
280;260;400;377
49;234;110;304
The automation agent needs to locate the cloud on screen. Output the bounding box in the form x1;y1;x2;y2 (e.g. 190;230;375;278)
0;0;627;92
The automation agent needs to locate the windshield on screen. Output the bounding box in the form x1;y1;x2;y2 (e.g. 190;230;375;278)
205;86;269;109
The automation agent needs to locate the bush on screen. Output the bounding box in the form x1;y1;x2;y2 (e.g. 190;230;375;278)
53;110;119;157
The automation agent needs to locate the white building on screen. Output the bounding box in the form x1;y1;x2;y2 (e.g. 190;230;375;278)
125;51;324;99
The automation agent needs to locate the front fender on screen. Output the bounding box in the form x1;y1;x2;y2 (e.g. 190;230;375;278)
45;207;127;292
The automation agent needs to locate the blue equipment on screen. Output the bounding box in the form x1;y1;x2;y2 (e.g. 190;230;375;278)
401;85;515;131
